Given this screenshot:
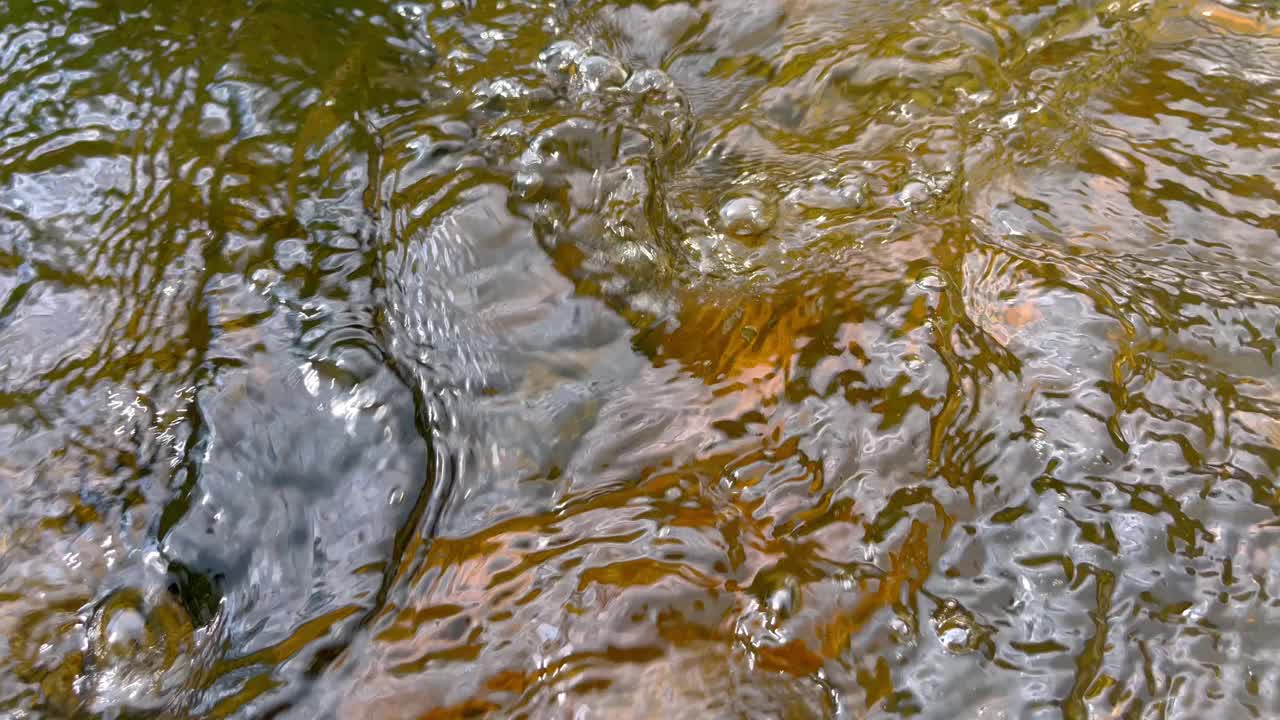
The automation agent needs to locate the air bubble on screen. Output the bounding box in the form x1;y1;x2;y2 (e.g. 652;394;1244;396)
103;608;147;656
925;171;954;195
785;173;866;211
538;40;584;77
480;78;527;100
916;268;948;290
512;170;544;199
718;196;774;237
767;580;798;621
898;181;930;206
623;68;677;97
575;54;627;92
931;598;983;654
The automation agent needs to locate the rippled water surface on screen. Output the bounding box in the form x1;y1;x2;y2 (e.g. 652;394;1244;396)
3;0;1280;717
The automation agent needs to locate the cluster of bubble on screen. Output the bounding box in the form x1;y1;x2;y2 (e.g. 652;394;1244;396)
58;544;213;716
476;38;960;309
472;40;696;312
896;168;955;207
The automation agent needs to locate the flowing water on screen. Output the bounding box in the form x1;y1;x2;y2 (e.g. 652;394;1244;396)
2;0;1280;717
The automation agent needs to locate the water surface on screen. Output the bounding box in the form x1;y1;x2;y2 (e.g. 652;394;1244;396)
2;0;1280;717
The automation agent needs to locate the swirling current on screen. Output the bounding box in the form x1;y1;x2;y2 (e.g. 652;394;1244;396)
2;0;1280;717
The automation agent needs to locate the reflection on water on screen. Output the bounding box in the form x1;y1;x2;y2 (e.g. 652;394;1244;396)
1;0;1279;717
